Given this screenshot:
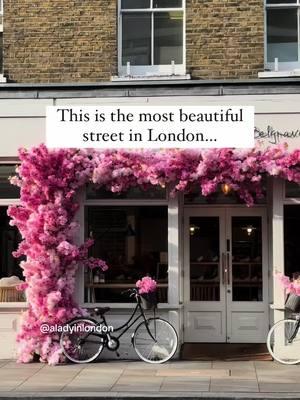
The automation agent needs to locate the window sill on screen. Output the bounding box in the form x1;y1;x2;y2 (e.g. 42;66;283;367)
0;74;7;83
111;74;191;82
258;70;300;79
0;302;28;309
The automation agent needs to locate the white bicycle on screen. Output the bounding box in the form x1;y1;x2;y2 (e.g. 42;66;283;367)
267;295;300;365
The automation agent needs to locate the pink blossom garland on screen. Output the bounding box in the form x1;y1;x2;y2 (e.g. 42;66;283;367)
7;144;300;364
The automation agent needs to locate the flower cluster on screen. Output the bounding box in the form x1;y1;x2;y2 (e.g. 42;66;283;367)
136;276;157;294
275;273;300;296
7;143;300;364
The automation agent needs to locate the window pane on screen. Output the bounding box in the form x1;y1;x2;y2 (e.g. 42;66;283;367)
122;13;151;65
231;217;263;302
189;217;220;301
121;0;150;8
154;12;183;64
267;0;296;3
284;205;300;278
86;185;166;200
0;32;2;74
153;0;182;7
286;182;300;198
85;206;168;303
267;8;298;62
0;165;20;199
0;206;24;284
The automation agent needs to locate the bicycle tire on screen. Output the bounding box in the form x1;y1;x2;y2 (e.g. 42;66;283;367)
133;317;178;364
267;318;300;365
60;317;104;364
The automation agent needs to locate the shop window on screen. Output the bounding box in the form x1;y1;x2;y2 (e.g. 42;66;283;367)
266;0;300;70
0;206;24;302
284;205;300;278
119;0;185;77
84;205;168;303
285;181;300;198
0;165;20;198
0;206;22;280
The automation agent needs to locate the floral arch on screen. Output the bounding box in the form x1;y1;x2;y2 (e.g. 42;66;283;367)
8;144;300;364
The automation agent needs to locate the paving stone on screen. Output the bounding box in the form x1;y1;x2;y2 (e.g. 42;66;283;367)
122;368;157;376
156;368;229;377
111;375;163;392
3;361;45;370
211;377;259;392
259;383;300;392
169;361;212;369
13;384;66;392
160;376;210;392
213;361;255;370
230;369;257;379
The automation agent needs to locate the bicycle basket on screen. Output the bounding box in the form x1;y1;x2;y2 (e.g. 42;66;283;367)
285;293;300;312
140;291;157;310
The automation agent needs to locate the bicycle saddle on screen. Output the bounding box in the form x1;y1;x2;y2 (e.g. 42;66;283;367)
94;307;110;316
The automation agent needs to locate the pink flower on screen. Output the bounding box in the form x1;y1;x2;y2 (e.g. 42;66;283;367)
85;257;108;271
136;276;157;294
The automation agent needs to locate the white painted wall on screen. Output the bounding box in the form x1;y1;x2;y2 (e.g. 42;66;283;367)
0;94;299;156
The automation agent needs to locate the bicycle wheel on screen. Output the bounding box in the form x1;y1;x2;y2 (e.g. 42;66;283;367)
60;318;104;363
133;318;178;364
267;319;300;365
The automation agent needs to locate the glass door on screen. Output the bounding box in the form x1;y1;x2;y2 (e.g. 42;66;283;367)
184;207;269;343
225;209;269;343
184;209;226;342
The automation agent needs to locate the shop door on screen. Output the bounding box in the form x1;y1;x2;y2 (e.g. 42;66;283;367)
183;208;269;343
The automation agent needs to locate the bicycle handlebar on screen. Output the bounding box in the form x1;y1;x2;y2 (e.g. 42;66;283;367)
121;288;138;297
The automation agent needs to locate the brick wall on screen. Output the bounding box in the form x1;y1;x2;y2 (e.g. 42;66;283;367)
4;0;264;83
186;0;265;79
4;0;117;83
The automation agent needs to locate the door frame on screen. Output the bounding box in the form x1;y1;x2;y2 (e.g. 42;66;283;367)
183;206;269;343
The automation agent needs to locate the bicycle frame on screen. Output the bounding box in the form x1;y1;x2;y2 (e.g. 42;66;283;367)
288;315;300;343
79;296;157;346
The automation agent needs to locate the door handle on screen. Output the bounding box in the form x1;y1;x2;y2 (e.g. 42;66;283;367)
227;253;231;285
222;253;226;285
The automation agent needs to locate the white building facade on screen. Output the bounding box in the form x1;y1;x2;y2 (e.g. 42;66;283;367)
0;80;299;359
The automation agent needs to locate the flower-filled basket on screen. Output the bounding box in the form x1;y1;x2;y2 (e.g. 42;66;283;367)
276;273;300;313
285;293;300;313
136;276;158;310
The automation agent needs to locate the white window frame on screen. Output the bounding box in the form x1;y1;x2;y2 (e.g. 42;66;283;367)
77;186;180;308
0;0;6;82
118;0;186;78
0;0;3;35
265;0;300;71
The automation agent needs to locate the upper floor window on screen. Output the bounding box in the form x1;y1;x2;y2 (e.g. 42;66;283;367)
266;0;300;70
119;0;185;77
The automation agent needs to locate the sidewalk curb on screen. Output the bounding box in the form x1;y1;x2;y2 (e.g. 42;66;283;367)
1;394;300;399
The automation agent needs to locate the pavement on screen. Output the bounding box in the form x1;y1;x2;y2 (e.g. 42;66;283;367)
0;359;300;399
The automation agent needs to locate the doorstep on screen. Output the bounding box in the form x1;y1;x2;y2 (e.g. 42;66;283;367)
0;359;299;399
